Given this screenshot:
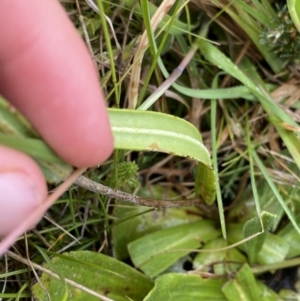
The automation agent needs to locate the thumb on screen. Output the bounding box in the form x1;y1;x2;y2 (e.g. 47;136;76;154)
0;145;47;237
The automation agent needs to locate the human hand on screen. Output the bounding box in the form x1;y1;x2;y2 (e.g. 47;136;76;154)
0;1;113;237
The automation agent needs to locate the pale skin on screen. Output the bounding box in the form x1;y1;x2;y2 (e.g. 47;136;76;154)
0;1;113;237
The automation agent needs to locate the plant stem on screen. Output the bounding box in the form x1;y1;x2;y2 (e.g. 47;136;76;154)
251;257;300;274
75;176;202;208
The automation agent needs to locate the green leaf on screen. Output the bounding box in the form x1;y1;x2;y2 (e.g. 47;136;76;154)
144;273;227;301
110;109;206;159
109;109;216;204
243;211;275;264
31;250;153;301
222;264;281;301
194;157;216;205
128;220;220;278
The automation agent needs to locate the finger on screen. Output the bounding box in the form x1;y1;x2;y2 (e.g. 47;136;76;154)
0;146;47;237
0;1;113;167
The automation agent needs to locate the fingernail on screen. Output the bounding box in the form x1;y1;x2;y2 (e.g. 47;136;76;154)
0;172;43;237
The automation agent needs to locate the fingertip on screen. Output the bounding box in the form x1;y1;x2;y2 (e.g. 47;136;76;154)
0;146;47;237
0;0;114;168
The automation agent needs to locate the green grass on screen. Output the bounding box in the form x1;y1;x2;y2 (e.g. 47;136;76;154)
1;0;300;300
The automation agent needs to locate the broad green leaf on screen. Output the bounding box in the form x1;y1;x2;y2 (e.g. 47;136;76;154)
243;211;275;264
109;109;207;159
128;220;220;278
144;273;227;301
222;264;281;301
31;250;153;301
109;109;216;204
